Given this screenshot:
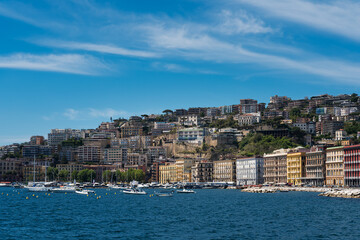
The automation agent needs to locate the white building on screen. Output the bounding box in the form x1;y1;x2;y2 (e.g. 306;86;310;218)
235;112;261;126
178;128;207;144
48;129;82;146
236;157;264;185
293;122;316;134
178;115;202;126
335;129;347;141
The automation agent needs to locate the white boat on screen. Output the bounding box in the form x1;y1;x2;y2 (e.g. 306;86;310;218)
177;188;196;194
75;189;94;195
25;184;52;192
52;186;76;193
154;190;174;197
123;188;147;195
0;183;9;187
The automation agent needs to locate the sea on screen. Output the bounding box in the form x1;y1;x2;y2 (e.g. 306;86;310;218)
0;187;359;240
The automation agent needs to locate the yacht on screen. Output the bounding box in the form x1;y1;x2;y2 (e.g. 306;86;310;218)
123;188;147;195
177;188;196;194
25;183;52;192
154;190;174;197
52;186;77;193
75;189;94;195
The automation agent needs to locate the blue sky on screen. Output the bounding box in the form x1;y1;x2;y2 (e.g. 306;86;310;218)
0;0;359;145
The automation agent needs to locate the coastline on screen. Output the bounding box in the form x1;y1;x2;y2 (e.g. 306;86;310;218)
241;186;360;198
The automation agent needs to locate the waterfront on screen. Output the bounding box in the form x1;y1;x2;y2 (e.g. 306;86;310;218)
0;188;359;239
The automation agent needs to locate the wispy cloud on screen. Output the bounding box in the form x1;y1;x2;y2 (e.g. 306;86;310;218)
35;40;158;58
240;0;360;41
144;25;360;84
0;53;108;75
88;108;128;118
63;108;80;120
216;10;273;35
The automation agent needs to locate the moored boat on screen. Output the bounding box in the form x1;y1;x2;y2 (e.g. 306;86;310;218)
123;188;147;195
177;188;196;194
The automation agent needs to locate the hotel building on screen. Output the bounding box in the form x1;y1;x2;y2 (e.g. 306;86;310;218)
325;146;344;186
344;144;360;187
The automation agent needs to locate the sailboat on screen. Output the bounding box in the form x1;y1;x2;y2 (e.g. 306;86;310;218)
25;156;52;192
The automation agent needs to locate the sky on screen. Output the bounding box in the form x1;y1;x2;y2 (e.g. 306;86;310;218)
0;0;359;145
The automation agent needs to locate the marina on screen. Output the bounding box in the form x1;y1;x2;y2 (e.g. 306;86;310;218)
0;187;359;239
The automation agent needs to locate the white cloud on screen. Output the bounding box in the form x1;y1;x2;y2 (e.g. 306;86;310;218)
216;10;272;35
35;40;158;58
88;108;128;118
0;53;108;75
240;0;360;41
63;108;80;120
144;25;360;84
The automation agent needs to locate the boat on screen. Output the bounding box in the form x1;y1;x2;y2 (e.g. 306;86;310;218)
123;188;147;195
0;183;9;187
154;190;174;197
52;186;77;193
177;188;196;194
25;183;52;192
75;189;94;195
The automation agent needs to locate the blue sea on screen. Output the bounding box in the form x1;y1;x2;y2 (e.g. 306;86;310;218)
0;188;359;239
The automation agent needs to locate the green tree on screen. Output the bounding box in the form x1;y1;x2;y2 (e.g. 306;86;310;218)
71;170;79;181
134;169;145;182
58;170;69;182
47;167;59;181
102;170;112;182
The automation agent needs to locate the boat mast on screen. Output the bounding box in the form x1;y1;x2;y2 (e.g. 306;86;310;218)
33;155;36;183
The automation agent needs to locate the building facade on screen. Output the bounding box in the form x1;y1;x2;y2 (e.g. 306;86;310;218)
304;148;326;186
159;162;177;184
325;146;344;186
191;161;213;182
236;157;264;185
287;151;306;185
263;149;289;184
344;144;360;187
213;159;236;183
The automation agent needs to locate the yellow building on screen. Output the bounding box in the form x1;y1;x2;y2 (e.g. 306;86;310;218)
175;159;194;183
325;146;344;186
159;162;177;184
287;152;306;185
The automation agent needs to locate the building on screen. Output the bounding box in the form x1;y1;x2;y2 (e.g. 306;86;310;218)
335;129;347;141
344;144;360;187
22;145;52;158
235;112;261;126
304;147;326;186
263;149;289;184
287;150;307;185
174;109;188;116
293;122;316;134
0;159;23;181
103;148;128;165
188;107;207;116
191;161;213;182
213;159;236;183
178;115;202;126
318;120;344;137
175;158;194;183
119;122;143;138
48;129;81;146
206;108;220;117
146;147;167;165
56;163;84;178
177;128;207;144
77;146;101;163
325;146;344;186
126;153;147;166
30;136;44;145
159;162;177;184
236;157;264;185
239;99;259;114
22;165;46;182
